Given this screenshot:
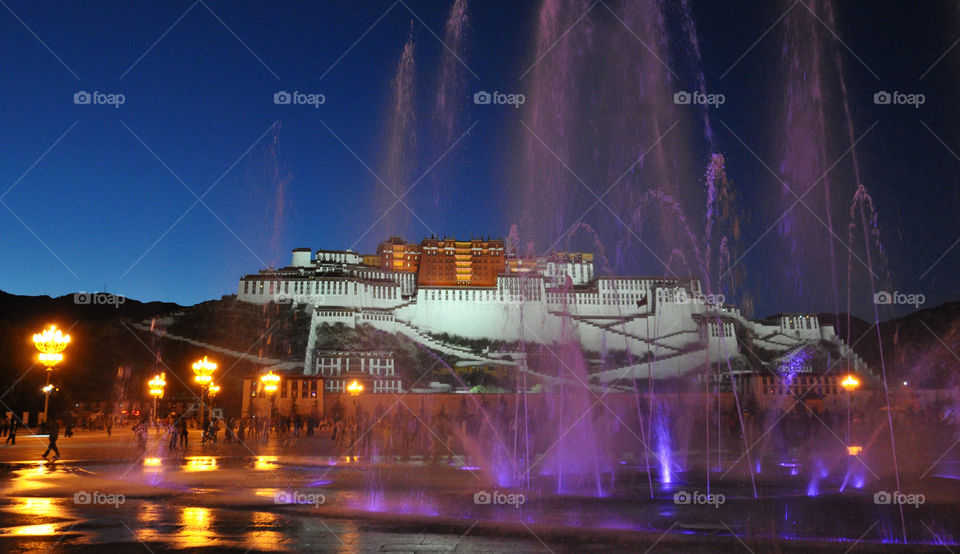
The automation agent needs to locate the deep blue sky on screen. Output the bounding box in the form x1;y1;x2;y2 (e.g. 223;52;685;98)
1;0;958;318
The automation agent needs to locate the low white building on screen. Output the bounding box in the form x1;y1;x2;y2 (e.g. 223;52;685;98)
313;350;402;393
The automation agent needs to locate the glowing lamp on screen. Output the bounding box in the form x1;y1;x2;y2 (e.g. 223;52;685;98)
192;356;217;384
347;380;363;396
33;325;70;369
42;384;54;394
149;372;166;398
208;384;220;397
261;371;280;393
841;375;860;391
847;445;863;456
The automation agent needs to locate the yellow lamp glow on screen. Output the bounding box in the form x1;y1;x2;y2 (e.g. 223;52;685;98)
208;384;220;397
347;380;363;396
149;372;166;397
841;375;860;391
260;371;280;393
847;445;863;456
33;325;70;368
192;356;216;384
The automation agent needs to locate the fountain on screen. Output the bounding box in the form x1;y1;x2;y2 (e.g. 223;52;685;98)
5;1;960;551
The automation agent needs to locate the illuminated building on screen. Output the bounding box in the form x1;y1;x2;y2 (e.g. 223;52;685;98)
378;236;421;273
236;239;871;382
417;237;504;287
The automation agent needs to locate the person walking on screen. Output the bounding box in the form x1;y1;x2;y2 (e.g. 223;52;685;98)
168;413;180;451
5;418;18;445
42;419;61;460
178;418;188;449
134;418;148;455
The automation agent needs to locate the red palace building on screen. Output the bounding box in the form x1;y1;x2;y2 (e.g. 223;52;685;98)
378;236;505;287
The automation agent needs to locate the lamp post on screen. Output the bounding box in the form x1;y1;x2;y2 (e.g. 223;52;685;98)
841;374;860;444
207;384;220;421
192;356;217;426
347;380;363;457
33;325;70;425
260;371;280;428
149;372;165;433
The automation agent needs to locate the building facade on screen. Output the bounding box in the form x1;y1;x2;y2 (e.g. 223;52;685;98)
236;239;871;384
241;370;324;418
314;350;402;393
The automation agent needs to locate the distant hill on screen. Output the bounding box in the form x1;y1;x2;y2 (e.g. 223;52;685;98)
819;302;960;387
0;291;289;419
0;290;182;327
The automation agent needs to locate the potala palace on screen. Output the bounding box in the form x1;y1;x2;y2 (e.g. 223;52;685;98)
236;237;870;386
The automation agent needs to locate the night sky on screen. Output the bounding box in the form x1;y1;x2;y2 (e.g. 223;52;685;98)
1;0;958;318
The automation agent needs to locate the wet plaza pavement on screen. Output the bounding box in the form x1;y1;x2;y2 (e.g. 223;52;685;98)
0;430;618;552
0;429;958;552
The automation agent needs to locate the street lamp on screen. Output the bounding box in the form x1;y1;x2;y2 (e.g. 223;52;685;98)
841;374;860;444
33;325;70;425
192;356;217;425
347;380;363;440
260;371;280;423
149;372;166;430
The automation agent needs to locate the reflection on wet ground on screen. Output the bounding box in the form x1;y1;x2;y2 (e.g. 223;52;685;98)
0;454;595;552
0;449;958;552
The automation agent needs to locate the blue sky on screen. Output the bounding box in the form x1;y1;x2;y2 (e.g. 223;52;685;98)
1;0;958;318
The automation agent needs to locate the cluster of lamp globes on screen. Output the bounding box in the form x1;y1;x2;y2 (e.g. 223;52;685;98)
30;326;364;414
